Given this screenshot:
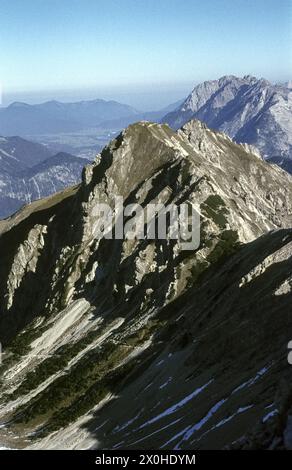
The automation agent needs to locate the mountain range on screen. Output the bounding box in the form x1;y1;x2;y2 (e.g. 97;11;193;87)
162;75;292;170
97;99;184;130
0;98;183;137
0;119;292;449
0;99;139;135
0;98;184;165
1;75;292;222
0;136;90;219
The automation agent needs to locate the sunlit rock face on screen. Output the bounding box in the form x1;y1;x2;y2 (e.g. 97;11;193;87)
0;119;291;450
163;75;292;172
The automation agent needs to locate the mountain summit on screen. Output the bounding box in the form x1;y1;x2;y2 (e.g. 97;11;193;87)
162;76;292;171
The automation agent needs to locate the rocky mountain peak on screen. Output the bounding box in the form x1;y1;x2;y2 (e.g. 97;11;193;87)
0;119;292;450
162;75;292;171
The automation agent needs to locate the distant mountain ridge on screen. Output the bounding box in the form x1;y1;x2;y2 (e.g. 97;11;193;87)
97;98;184;130
162;75;292;171
0;135;53;170
0;99;139;135
0;136;89;219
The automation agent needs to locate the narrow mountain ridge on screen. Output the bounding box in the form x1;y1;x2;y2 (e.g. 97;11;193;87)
0;119;291;450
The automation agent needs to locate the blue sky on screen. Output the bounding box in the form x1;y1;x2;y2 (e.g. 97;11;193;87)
0;0;291;109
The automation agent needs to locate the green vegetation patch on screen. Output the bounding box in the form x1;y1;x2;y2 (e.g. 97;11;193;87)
0;319;51;388
201;195;229;229
12;318;163;433
207;230;240;264
8;328;105;400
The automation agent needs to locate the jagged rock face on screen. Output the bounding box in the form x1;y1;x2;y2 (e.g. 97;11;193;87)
0;120;291;450
0;137;90;218
162;76;292;170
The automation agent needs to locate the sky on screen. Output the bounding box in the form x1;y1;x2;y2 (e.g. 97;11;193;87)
0;0;291;110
